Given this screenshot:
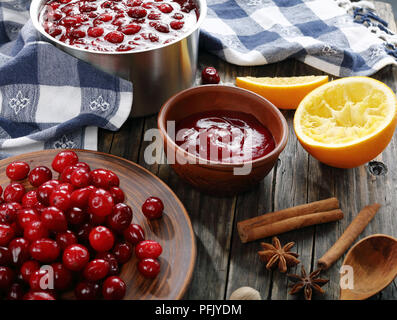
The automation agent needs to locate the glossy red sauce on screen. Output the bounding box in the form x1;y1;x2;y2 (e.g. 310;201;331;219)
39;0;198;52
175;110;276;163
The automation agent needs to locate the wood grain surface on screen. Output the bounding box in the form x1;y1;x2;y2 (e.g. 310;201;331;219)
98;1;397;300
0;149;196;300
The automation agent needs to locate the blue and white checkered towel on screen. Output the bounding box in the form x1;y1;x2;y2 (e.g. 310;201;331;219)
0;0;132;159
201;0;397;76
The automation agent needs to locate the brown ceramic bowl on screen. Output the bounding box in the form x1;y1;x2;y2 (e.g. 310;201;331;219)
157;85;288;196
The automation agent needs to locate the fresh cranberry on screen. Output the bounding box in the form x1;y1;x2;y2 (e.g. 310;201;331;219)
74;281;100;300
6;161;30;181
70;168;90;188
24;221;49;242
52;151;79;173
20;260;40;283
29;268;52;291
30;239;60;263
65;207;87;226
88;189;114;217
104;31;124;44
201;67;221;84
8;238;30;266
0;224;15;246
158;3;173;13
28;166;52;187
123;224;145;245
37;183;56;205
70;186;93;209
52;262;73;291
142;196;164;219
0;203;19;224
135;240;162;260
90;169;110;189
127;7;147;18
17;208;40;229
62;244;90;271
102;276;126;300
0;266;15;290
138;258;160;278
56;230;77;250
4;183;25;203
75;162;91;172
170;20;184;30
55;182;74;193
59;165;78;183
87;26;104;37
108;187;124;204
23;194;41;212
44;179;61;188
6;283;24;300
83;259;110;282
106;203;132;233
119;23;141;35
107;170;120;187
41;206;67;232
113;242;132;264
75;223;93;243
89;226;114;252
96;252;119;276
49;189;71;212
23;291;55;300
90;169;119;189
0;246;11;266
88;211;106;226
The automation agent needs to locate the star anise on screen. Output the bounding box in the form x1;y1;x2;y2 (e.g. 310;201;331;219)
257;237;300;273
287;265;329;300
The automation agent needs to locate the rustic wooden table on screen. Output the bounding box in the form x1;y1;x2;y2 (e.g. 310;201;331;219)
99;1;397;300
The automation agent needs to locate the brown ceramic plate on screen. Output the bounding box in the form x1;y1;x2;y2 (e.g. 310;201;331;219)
0;149;196;300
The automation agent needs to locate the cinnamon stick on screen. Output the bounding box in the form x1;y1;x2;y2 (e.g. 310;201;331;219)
317;203;381;270
238;198;339;239
239;209;344;243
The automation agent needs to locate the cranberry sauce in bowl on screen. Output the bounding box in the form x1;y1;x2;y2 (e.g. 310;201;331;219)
175;110;276;164
39;0;199;52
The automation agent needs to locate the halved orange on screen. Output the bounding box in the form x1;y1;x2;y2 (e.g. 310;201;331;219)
294;76;397;168
235;75;329;109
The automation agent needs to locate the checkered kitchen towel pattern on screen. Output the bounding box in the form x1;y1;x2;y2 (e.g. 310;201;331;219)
0;0;132;159
201;0;397;76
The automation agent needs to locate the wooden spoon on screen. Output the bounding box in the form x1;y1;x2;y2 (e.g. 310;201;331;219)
340;234;397;300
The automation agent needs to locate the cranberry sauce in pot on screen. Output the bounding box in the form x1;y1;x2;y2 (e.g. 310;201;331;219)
39;0;199;52
175;110;276;163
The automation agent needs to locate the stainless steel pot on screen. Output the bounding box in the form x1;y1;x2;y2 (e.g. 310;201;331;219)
30;0;207;118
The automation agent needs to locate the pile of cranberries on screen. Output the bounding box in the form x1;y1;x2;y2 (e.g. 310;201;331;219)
40;0;199;52
0;151;164;300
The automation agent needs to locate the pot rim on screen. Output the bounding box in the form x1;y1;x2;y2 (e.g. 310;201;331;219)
30;0;207;55
157;85;289;170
